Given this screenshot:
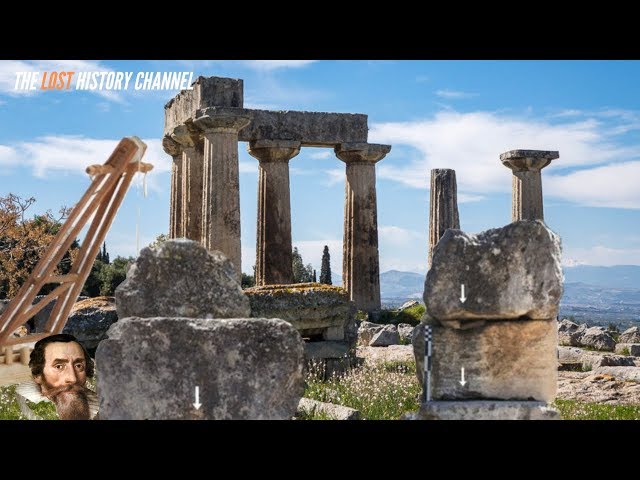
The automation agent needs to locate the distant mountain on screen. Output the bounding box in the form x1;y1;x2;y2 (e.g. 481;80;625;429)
375;265;640;327
563;265;640;289
380;270;424;300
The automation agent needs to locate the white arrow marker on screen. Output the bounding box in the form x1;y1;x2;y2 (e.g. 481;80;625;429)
459;367;467;387
460;284;467;303
193;386;202;410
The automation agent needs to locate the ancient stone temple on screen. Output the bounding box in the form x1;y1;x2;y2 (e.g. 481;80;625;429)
163;76;391;312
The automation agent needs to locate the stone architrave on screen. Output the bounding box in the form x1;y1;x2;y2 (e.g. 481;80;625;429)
162;136;184;239
428;169;460;268
247;140;301;286
171;124;203;242
335;142;391;313
500;149;559;221
193;112;251;282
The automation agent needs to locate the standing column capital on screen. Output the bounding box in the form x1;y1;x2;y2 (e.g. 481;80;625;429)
500;150;559;172
162;135;182;156
247;140;301;163
335;143;391;164
171;123;201;148
501;149;559;222
193;112;251;134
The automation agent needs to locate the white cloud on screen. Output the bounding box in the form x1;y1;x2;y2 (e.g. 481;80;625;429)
379;226;428;273
2;136;171;192
546;161;640;209
370;110;640;209
563;245;640;266
307;150;332;160
379;225;424;247
239;161;258;174
458;193;484;203
0;60;125;103
323;167;344;187
0;144;17;166
241;60;317;71
435;89;477;99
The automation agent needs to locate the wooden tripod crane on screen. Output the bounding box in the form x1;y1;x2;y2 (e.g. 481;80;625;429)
0;136;152;385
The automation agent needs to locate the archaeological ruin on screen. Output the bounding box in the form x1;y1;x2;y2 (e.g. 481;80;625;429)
162;76;391;313
414;149;562;420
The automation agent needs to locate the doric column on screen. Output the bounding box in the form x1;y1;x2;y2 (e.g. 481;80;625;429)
162;136;184;239
428;169;460;268
193;112;251;282
500;150;559;222
247;140;301;286
171;124;203;242
335;142;391;313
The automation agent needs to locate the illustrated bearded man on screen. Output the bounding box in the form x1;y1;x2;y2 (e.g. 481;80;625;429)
19;334;99;420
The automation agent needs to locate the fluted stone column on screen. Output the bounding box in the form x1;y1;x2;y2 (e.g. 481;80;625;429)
428;169;460;268
335;142;391;313
171;124;203;242
162;136;184;239
194;112;251;282
500;150;559;222
248;140;301;286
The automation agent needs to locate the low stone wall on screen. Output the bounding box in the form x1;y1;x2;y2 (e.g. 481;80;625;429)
246;283;357;378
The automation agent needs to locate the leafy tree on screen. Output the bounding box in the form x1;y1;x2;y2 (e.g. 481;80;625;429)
292;247;313;283
242;272;255;288
0;194;77;299
320;245;332;285
149;233;168;249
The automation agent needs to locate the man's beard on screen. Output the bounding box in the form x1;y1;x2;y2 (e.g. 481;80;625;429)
39;382;92;420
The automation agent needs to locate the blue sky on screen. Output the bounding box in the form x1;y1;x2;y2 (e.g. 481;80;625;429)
1;60;639;275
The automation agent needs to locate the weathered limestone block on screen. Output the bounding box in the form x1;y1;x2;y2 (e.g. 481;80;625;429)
297;398;360;420
96;317;305;420
245;283;356;346
62;297;118;350
369;324;400;346
408;401;559;420
357;321;384;346
413;319;557;402
424;220;563;321
619;326;640;344
558;346;636;370
164;76;244;135
615;343;640;357
579;326;616;352
115;239;250;319
397;323;415;344
304;341;350;360
593;366;640;383
240;109;369;146
557;319;587;346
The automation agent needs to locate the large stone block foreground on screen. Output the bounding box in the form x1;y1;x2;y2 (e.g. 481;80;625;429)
116;239;250;320
424;220;563;321
408;401;559;420
413;319;557;402
96;317;305;420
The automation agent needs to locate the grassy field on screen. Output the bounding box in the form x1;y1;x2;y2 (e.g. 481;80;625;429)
2;356;640;420
554;399;640;420
304;359;421;420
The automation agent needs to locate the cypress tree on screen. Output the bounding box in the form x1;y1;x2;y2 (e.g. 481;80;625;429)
320;245;332;285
